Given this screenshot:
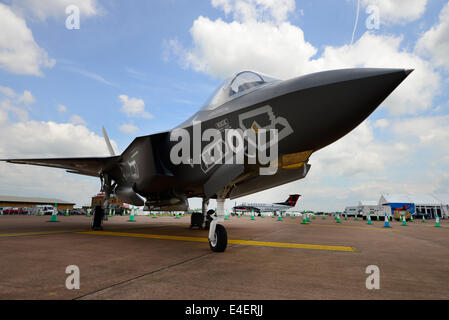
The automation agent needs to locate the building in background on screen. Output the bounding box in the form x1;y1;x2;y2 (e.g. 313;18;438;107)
379;194;444;219
358;200;382;217
433;194;449;217
91;193;120;208
345;194;448;219
343;206;359;217
0;195;75;210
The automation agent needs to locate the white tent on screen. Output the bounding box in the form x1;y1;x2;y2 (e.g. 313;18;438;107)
358;200;382;216
359;200;378;206
433;194;449;217
379;194;413;204
408;194;442;206
379;194;445;218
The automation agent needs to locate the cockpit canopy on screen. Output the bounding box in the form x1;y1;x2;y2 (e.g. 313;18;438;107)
201;71;280;111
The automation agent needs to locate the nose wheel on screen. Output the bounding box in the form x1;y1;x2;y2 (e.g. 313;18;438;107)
209;224;227;252
207;196;228;252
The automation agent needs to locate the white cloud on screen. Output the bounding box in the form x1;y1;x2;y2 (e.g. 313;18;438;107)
229;120;415;211
119;94;153;119
362;0;428;25
0;3;55;76
119;123;139;134
70;114;87;126
16;90;35;105
181;17;317;79
226;113;449;212
0;87;35;105
0;100;29;122
374;119;389;128
163;39;185;63
57;104;67;113
309;32;441;115
172;1;439;116
0;121;114;158
0;109;8;124
10;0;101;21
0;87;35;121
164;0;448;211
309;121;410;179
0;86;17;98
0;86;118;206
211;0;296;23
415;2;449;71
392;115;449;148
0;119;118;206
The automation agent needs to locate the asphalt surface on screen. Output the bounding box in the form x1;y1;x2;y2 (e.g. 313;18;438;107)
0;214;448;299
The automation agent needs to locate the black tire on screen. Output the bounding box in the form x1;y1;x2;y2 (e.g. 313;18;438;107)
209;224;227;252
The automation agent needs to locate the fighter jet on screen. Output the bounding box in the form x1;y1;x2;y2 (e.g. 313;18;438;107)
233;194;301;214
1;68;412;252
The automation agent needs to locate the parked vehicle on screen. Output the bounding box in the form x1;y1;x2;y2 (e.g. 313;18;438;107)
31;205;56;215
71;209;86;215
414;212;431;220
9;208;21;215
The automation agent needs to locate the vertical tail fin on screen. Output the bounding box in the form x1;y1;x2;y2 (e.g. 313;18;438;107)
284;194;300;207
102;126;116;156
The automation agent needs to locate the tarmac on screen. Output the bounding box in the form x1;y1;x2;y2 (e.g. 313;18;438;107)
0;214;448;300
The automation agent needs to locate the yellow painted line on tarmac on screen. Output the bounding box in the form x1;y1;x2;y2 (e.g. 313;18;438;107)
288;222;398;231
0;230;85;238
76;231;210;243
76;231;356;252
228;239;356;252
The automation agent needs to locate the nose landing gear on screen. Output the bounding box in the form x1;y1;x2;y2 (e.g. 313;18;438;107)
208;197;228;252
209;224;227;252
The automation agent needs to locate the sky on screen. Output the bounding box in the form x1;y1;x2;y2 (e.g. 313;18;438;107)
0;0;448;211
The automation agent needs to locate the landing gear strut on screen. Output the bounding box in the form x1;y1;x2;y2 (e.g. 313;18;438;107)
208;196;228;252
92;172;112;230
202;198;209;227
91;206;104;230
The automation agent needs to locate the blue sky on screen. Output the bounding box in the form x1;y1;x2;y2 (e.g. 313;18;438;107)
0;0;448;210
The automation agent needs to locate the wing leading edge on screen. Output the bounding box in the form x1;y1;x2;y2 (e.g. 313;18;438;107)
1;156;120;177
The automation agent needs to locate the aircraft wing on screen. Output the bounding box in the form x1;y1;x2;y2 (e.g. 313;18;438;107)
1;156;120;177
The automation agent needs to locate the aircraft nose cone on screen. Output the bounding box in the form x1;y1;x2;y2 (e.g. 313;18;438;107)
280;68;412;152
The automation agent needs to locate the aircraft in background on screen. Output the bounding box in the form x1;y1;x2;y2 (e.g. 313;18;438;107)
233;194;300;214
1;68;412;252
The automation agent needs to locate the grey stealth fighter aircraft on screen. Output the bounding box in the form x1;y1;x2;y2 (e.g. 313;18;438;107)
1;68;412;252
